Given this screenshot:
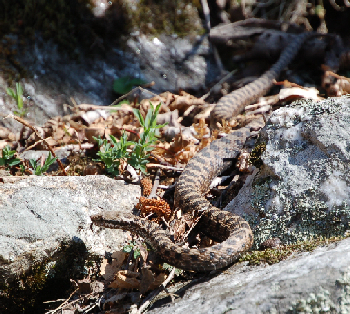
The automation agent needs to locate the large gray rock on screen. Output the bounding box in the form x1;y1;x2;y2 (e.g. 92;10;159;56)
149;238;350;314
228;96;350;249
1;32;218;132
0;175;140;282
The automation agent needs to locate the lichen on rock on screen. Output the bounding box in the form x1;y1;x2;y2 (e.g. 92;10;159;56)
231;96;350;249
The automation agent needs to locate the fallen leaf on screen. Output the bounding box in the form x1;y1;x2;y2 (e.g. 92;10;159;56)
139;267;155;294
109;270;140;289
278;86;320;101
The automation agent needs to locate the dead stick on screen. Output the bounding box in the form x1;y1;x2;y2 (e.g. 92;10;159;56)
146;163;183;172
147;168;161;199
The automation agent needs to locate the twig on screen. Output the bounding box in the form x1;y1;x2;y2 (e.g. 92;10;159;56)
182;213;204;241
137;267;176;314
74;104;134;112
109;84;157;107
24;137;53;151
200;70;237;101
146;163;183;172
212;45;225;75
5;115;67;175
329;0;345;10
148;168;161;199
43;299;66;303
161;216;171;229
200;0;211;31
158;184;175;190
44;287;79;314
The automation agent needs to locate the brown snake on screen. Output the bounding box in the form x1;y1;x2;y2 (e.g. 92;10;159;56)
91;32;313;271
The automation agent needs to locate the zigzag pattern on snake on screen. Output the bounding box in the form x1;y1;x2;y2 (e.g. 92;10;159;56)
91;32;313;271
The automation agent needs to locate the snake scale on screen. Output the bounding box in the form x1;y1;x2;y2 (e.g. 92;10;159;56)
91;32;313;271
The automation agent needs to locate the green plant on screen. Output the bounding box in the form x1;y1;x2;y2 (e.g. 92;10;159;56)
94;132;134;176
113;76;147;95
19;164;25;174
94;102;167;175
29;152;57;175
0;145;21;169
123;242;141;260
130;103;166;173
161;263;183;276
7;82;26;117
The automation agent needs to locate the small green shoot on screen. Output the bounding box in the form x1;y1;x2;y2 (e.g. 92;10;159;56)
7;82;26;117
94;102;167;175
123;243;141;260
19;164;26;174
29;152;57;175
0;145;21;169
116;99;130;106
129;103;167;173
162;263;183;276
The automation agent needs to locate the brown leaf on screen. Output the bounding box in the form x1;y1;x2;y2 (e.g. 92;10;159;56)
322;69;350;97
139;267;155;294
278;86;320;101
84;127;105;143
150;272;168;290
138;244;149;264
109;270;140;289
77;279;92;294
173;212;195;242
101;251;128;281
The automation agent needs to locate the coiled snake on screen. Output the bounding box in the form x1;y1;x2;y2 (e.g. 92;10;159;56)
91;32;313;271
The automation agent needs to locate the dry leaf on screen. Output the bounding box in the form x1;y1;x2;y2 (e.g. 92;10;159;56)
77;279;92;294
139;267;155;294
109;270;140;290
135;242;149;269
278;86;320;101
238;149;254;173
101;251;128;281
84;127;105;143
322;69;350;97
149;272;168;290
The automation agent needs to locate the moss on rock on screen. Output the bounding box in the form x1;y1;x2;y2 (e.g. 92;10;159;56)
0;240;101;313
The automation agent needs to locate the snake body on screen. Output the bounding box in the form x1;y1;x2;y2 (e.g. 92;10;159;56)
91;32;313;271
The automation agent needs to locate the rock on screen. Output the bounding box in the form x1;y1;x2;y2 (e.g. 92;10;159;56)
127;34;219;93
0;175;140;283
227;96;350;249
148;238;350;313
1;31;218;133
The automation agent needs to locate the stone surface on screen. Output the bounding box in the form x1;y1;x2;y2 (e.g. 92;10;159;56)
1;32;218;132
0;175;140;282
228;96;350;249
149;238;350;314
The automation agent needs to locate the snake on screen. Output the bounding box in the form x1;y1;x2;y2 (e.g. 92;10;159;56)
91;32;313;271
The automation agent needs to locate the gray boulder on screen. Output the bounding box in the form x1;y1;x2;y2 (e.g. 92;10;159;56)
149;238;350;314
228;96;350;249
0;175;140;282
